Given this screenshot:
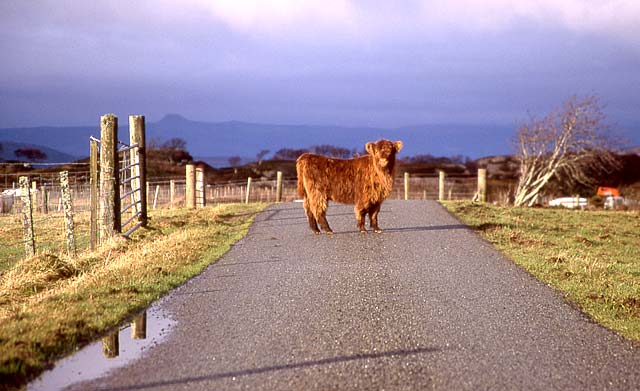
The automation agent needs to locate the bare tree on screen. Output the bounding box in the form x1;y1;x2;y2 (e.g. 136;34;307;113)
256;149;270;165
162;138;187;150
514;96;619;207
310;145;352;158
271;148;309;160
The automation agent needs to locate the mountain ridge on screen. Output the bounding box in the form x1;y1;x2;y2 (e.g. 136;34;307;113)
0;141;77;164
0;114;572;161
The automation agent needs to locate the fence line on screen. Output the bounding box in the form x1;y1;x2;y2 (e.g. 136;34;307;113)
118;142;144;237
0;114;151;268
2;170;494;269
2;173;493;215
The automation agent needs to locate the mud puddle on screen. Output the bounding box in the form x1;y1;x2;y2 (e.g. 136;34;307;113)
28;304;175;390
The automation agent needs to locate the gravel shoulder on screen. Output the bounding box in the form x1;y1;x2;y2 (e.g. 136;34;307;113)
69;200;640;391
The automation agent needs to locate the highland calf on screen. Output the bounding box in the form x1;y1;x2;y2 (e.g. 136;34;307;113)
296;139;403;234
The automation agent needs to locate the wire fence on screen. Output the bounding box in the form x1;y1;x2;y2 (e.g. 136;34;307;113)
0;209;92;270
1;182;92;214
1;172;492;271
1;174;490;216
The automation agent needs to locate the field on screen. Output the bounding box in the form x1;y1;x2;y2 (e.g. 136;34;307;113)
444;201;640;342
0;203;266;390
1;212;93;272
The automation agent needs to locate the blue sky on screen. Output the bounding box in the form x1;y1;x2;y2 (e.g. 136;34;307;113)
1;0;638;132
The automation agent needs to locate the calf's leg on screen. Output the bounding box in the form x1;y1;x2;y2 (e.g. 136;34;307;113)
317;210;333;235
307;191;332;234
303;197;320;234
369;203;382;233
354;205;367;233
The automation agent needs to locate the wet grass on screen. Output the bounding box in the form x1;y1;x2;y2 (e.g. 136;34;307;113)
0;203;267;390
443;201;640;342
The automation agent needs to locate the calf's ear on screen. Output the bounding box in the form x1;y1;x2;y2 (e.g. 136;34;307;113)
394;141;403;152
365;142;375;155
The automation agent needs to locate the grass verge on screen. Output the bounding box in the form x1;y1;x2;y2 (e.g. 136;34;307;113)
0;203;267;390
443;201;640;342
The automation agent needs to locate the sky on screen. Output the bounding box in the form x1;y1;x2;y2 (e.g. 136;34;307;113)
1;0;639;132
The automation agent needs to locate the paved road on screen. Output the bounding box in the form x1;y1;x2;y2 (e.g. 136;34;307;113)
71;200;639;390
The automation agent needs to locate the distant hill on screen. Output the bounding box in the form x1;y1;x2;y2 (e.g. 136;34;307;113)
0;141;77;164
0;114;517;160
151;114;517;159
1;114;638;164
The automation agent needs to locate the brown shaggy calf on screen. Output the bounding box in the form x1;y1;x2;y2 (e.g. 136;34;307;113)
296;139;403;234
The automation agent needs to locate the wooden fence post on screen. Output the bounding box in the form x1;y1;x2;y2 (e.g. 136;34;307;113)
477;168;487;203
196;164;206;208
153;185;160;209
90;138;99;250
186;164;196;208
438;170;445;201
102;332;119;358
246;177;252;204
404;172;410;200
60;171;76;257
276;171;283;203
19;176;35;257
131;312;147;339
99;114;121;244
31;181;38;213
129;115;147;227
40;185;48;214
169;180;175;208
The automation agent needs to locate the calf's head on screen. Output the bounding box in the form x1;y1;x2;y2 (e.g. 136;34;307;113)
365;139;403;170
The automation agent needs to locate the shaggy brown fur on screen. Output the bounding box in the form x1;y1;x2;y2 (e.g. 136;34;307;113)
296;139;403;234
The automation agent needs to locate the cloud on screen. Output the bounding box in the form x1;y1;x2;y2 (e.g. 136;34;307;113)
0;0;638;128
192;0;357;35
182;0;640;46
418;0;640;39
3;1;638;46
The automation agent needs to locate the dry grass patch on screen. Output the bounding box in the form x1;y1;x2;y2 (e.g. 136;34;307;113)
444;201;640;342
0;203;266;390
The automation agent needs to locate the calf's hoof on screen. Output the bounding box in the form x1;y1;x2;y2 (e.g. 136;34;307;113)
374;229;383;234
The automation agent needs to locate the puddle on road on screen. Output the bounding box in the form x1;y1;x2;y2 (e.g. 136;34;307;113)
28;305;175;391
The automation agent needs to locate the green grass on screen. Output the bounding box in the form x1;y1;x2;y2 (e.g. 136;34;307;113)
0;203;267;390
0;211;92;272
443;201;640;342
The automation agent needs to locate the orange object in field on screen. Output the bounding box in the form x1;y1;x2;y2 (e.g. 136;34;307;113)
597;187;620;197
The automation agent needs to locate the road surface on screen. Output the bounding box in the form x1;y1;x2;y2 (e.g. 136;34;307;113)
69;200;639;390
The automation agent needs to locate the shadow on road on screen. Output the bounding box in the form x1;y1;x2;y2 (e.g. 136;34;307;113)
384;224;468;233
172;289;224;296
324;224;469;236
99;346;441;391
258;212;354;223
215;259;284;267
